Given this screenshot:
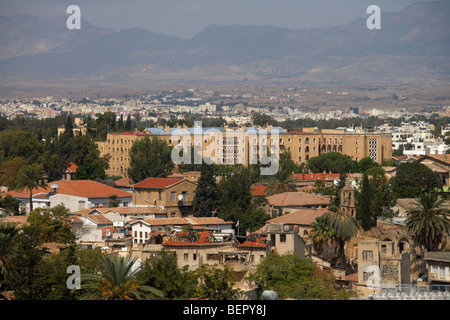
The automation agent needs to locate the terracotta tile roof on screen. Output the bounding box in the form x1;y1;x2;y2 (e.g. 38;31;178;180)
106;206;166;215
184;217;234;225
251;185;268;196
267;191;331;207
71;208;110;215
81;214;112;225
419;154;450;164
237;235;269;248
266;208;329;226
0;215;28;227
113;177;133;187
163;231;224;245
66;162;78;173
1;180;132;199
291;173;341;181
133;177;184;189
131;217;188;226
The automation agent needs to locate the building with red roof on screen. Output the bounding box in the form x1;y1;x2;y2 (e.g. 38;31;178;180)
1;179;132;213
132;177;197;218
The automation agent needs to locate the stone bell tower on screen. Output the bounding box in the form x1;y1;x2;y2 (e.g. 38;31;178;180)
340;179;356;218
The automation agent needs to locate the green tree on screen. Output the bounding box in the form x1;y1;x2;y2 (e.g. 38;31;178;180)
307;152;355;174
193;162;218;217
357;173;373;231
405;192;450;252
0;157;28;189
128;136;174;182
310;215;335;256
0;222;20;296
248;253;351;300
0;195;23;216
216;167;269;235
14;163;47;212
390;162;443;198
108;195;121;207
0;128;43;166
355;157;378;173
25;205;75;244
325;210;360;267
217;168;253;214
80;254;163;300
265;169;297;196
3;225;53;300
193;264;240;300
367;167;394;224
41;244;80;300
138;249;197;300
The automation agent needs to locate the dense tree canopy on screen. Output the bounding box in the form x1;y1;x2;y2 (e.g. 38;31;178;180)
307;152;355;174
248;253;352;300
390;162;443;198
128;136;174;182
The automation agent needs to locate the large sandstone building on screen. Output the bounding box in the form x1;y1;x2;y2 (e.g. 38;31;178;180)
97;125;392;179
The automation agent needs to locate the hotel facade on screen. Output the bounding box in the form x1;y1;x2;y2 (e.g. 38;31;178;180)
97;124;392;179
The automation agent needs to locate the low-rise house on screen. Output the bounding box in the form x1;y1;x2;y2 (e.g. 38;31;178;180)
1;180;133;213
130;216;234;244
291;173;341;187
105;206;167;221
357;240;412;289
132;177;197;217
417;154;450;187
62;162;78;181
266;191;331;216
423;252;450;285
265;207;329;239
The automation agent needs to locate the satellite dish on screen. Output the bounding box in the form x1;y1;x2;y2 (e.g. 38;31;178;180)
178;195;184;201
262;290;277;300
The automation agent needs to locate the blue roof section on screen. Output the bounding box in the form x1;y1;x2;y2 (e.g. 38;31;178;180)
145;126;289;135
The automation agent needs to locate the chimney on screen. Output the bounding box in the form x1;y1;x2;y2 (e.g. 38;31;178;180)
51;183;59;193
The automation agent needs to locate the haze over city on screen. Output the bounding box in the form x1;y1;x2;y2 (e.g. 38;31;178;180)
0;0;450;309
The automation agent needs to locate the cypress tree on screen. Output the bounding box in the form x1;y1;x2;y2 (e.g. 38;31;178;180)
192;162;218;217
359;172;373;230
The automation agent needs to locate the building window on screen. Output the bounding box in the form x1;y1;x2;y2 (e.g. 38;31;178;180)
184;253;189;261
171;192;176;201
159;192;162;201
362;251;373;261
78;201;85;210
280;234;286;242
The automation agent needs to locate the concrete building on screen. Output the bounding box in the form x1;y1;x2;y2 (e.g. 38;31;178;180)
132;177;197;218
424;252;450;285
357;240;412;288
266;191;331;216
1;179;132;213
97;125;392;178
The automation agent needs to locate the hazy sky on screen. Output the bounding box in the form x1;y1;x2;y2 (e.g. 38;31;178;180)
0;0;434;38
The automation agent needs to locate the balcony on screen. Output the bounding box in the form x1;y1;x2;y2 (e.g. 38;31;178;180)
177;200;193;206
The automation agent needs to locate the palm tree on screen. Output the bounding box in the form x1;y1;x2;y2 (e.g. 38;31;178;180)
265;169;297;196
0;222;20;275
325;210;360;267
406;192;450;252
310;215;335;256
0;222;20;299
15;164;47;213
80;254;163;300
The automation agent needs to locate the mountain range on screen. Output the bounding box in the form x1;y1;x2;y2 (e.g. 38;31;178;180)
0;0;449;91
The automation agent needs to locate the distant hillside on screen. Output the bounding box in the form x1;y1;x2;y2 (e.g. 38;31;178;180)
0;0;449;86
